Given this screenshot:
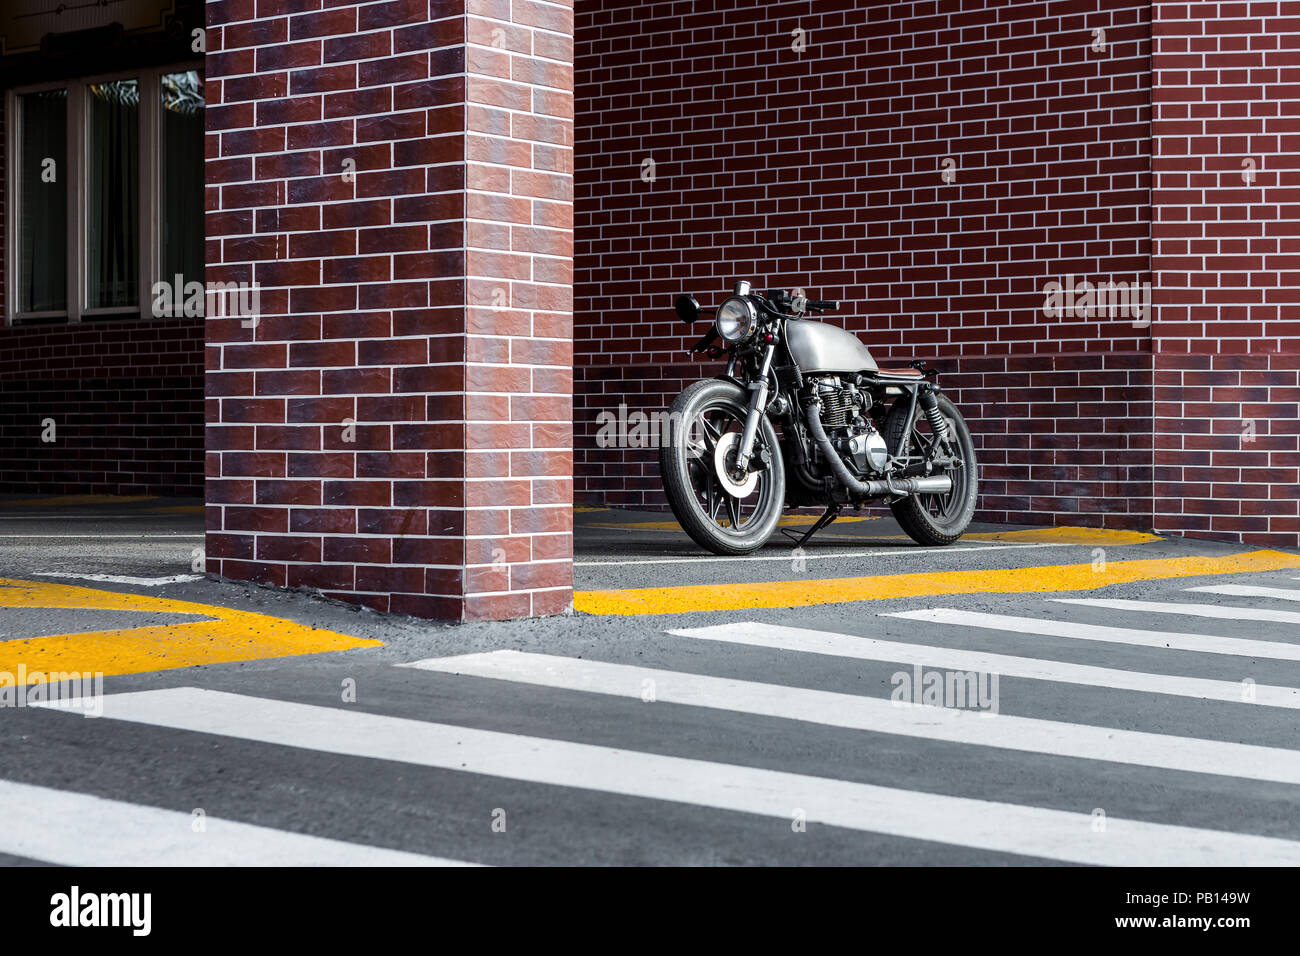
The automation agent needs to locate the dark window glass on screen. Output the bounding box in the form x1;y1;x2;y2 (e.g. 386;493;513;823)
86;79;139;310
160;71;205;289
18;89;68;313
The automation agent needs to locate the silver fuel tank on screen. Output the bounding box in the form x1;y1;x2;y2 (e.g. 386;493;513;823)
784;318;878;374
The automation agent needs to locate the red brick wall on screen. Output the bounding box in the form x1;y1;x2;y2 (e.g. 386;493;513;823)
0;320;205;496
1151;2;1300;546
575;0;1155;529
205;0;574;620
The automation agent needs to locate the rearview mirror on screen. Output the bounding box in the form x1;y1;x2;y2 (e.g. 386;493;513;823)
675;294;702;324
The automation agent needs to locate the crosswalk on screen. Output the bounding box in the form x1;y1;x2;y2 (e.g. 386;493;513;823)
10;578;1300;865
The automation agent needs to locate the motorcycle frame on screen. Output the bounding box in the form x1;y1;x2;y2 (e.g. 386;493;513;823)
717;308;951;507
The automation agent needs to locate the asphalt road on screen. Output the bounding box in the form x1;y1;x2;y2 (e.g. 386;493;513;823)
2;497;1300;866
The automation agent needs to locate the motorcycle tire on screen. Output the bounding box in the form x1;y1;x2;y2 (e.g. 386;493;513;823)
659;378;786;555
883;392;979;546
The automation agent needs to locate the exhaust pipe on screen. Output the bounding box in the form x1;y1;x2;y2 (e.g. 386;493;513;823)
805;401;952;499
891;475;954;494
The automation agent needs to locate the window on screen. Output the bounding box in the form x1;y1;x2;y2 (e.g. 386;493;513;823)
5;66;204;324
16;87;68;315
160;71;205;291
87;78;141;312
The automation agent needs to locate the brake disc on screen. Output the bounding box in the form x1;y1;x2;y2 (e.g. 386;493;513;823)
713;432;759;499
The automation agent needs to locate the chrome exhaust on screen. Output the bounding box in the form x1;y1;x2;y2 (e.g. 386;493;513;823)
893;475;953;495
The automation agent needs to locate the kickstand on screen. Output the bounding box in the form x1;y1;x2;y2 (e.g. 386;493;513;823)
781;505;841;548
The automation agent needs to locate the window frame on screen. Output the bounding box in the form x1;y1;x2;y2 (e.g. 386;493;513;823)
5;62;203;326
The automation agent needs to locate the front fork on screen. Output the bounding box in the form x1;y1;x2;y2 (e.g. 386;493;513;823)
733;343;776;474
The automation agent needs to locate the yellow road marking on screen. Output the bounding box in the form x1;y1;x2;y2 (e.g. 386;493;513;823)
966;526;1162;545
802;527;1161;545
574;507;610;513
582;519;1151;545
573;550;1300;616
0;578;379;683
589;515;881;531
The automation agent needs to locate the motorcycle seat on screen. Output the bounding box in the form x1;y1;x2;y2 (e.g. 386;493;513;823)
875;366;926;378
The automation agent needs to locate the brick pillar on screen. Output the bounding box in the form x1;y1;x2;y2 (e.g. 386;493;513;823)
463;0;574;619
204;0;574;620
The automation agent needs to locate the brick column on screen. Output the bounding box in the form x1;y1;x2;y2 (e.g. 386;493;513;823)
204;0;574;620
463;0;574;619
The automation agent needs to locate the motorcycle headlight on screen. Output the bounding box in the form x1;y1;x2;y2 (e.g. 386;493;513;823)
715;296;758;343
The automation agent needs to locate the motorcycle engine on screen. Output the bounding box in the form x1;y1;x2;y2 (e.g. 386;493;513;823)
813;377;890;476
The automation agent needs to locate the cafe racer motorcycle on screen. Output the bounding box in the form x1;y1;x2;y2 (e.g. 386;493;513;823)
660;281;978;555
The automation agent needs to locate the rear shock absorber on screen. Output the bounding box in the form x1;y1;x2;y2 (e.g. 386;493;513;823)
918;389;950;441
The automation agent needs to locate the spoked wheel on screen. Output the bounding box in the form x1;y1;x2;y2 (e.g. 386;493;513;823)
659;378;786;555
883;391;979;545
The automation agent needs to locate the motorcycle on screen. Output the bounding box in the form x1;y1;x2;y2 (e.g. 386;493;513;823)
660;281;978;555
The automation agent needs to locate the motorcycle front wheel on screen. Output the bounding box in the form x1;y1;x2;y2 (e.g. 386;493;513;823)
659;378;786;555
883;392;979;546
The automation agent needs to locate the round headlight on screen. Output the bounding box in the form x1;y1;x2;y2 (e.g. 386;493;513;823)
715;296;758;343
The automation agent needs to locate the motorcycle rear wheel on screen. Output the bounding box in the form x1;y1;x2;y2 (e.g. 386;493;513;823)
883;392;979;546
659;378;786;555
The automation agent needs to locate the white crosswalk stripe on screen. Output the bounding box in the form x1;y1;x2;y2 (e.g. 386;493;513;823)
0;779;475;867
1187;584;1300;602
31;686;1300;866
404;649;1300;783
1054;597;1300;625
668;620;1300;708
886;607;1300;659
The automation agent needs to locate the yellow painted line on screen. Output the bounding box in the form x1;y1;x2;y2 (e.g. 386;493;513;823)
0;578;379;683
0;495;158;507
806;529;1158;545
582;521;1148;543
148;505;204;514
573;550;1300;616
574;507;610;513
590;515;881;531
966;526;1162;545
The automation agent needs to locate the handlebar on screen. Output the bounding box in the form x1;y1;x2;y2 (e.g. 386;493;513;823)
677;286;839;323
766;289;839;315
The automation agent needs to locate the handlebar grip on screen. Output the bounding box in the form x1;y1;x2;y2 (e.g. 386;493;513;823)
807;300;838;311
